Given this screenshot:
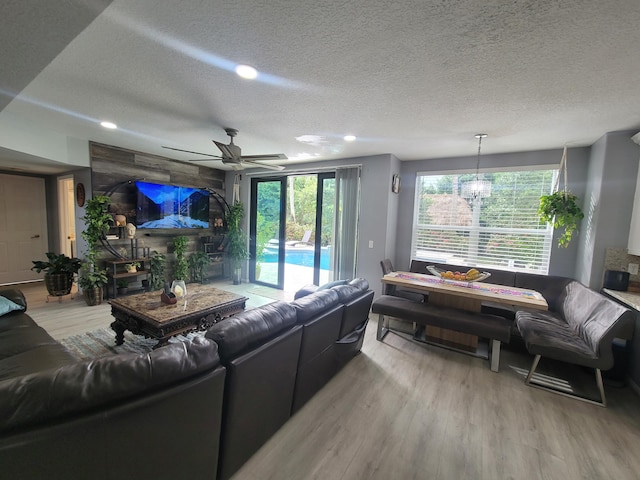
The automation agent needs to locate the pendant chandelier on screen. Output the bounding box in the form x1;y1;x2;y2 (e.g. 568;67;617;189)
461;133;491;200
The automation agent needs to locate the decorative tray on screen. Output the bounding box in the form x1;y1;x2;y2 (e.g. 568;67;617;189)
427;265;491;283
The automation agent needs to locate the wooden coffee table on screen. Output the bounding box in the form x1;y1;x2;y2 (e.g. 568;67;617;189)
109;284;247;349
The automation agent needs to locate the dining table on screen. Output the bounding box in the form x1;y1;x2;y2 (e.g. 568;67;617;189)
381;271;548;350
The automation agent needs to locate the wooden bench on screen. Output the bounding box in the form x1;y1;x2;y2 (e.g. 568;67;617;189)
372;295;511;372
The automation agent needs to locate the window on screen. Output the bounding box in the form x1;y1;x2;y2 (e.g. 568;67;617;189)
411;169;557;274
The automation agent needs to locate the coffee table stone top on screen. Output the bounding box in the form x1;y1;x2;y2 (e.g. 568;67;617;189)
110;284;247;325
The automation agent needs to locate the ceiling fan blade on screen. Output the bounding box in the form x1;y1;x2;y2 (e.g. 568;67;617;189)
162;146;222;159
240;153;288;161
244;160;285;171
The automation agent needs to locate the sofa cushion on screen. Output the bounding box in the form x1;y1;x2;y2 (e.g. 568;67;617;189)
317;279;348;291
0;336;221;433
291;289;340;323
516;309;599;365
0;324;61;360
515;273;572;312
206;301;297;359
332;278;370;303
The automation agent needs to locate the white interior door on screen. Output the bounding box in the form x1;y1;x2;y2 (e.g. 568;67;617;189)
0;174;48;284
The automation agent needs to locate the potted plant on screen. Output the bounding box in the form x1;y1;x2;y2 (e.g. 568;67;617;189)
79;195;112;305
31;252;82;297
116;279;129;295
226;202;249;284
149;250;166;291
188;250;211;283
538;191;584;248
125;261;140;273
171;235;189;296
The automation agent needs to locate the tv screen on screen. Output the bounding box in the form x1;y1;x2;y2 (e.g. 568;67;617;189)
135;181;210;229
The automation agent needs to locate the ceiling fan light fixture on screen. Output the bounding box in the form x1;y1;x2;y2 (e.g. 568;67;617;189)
235;64;258;79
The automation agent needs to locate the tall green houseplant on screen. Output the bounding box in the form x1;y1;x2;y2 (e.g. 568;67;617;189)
172;235;189;281
79;195;111;305
226;202;249;284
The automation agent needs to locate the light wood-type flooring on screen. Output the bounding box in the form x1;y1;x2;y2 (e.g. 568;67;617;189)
15;281;640;480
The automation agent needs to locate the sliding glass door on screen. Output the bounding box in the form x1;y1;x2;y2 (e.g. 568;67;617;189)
249;173;335;290
250;177;286;288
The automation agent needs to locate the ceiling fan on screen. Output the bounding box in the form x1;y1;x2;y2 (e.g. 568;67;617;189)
163;128;287;171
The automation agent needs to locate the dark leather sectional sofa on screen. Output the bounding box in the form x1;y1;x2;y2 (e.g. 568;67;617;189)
0;278;374;480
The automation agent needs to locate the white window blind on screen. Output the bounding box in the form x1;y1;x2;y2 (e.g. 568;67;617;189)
411;169;557;274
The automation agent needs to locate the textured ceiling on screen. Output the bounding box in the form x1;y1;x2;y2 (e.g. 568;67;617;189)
2;0;640;173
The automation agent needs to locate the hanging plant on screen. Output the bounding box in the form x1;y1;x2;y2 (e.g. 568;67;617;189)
538;147;584;248
539;191;584;248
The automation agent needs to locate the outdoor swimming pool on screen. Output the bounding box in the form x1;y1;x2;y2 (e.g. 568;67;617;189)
262;246;331;270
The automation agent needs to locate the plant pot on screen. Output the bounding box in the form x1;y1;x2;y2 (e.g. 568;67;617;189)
125;266;137;273
142;279;151;292
83;287;103;306
44;272;74;296
232;268;242;285
117;287;128;295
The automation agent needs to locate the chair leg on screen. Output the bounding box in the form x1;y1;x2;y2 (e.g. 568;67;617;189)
525;355;541;385
595;368;607;407
376;313;389;341
524;355;607;407
490;340;501;372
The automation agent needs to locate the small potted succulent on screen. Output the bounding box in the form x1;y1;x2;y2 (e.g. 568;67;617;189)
125;261;140;273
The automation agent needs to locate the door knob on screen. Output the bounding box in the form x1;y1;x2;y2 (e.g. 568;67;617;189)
31;234;40;239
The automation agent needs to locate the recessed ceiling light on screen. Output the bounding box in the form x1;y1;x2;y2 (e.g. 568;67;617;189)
235;64;258;79
344;135;356;142
100;121;117;129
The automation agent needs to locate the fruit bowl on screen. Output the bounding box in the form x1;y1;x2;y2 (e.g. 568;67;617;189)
427;265;491;283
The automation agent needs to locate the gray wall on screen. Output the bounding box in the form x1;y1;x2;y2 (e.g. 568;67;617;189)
576;131;640;289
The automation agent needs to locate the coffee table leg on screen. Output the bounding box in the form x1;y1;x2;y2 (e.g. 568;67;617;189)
110;320;126;346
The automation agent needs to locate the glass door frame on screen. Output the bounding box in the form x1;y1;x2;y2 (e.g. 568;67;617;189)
312;172;335;285
249;176;287;289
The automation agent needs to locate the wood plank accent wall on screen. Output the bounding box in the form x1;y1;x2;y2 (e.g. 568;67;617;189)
89;142;227;279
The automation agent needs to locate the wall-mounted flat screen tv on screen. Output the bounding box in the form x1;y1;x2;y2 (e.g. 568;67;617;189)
135;181;210;229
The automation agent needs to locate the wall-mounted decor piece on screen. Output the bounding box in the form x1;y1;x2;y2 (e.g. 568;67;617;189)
392;174;400;193
76;183;85;207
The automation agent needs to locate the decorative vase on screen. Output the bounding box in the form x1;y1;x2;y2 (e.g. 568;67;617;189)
171;280;187;298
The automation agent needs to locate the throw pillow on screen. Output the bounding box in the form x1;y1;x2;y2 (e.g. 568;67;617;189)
0;296;25;316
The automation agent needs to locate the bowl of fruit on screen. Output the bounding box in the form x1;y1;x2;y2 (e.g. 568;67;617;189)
427;266;491;283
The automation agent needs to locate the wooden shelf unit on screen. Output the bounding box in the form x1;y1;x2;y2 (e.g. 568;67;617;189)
104;257;150;299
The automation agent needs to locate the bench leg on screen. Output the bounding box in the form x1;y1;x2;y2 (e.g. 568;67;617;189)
490;339;501;372
524;355;607;407
376;313;389;341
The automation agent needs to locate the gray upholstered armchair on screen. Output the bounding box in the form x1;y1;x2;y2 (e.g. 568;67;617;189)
516;280;635;407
